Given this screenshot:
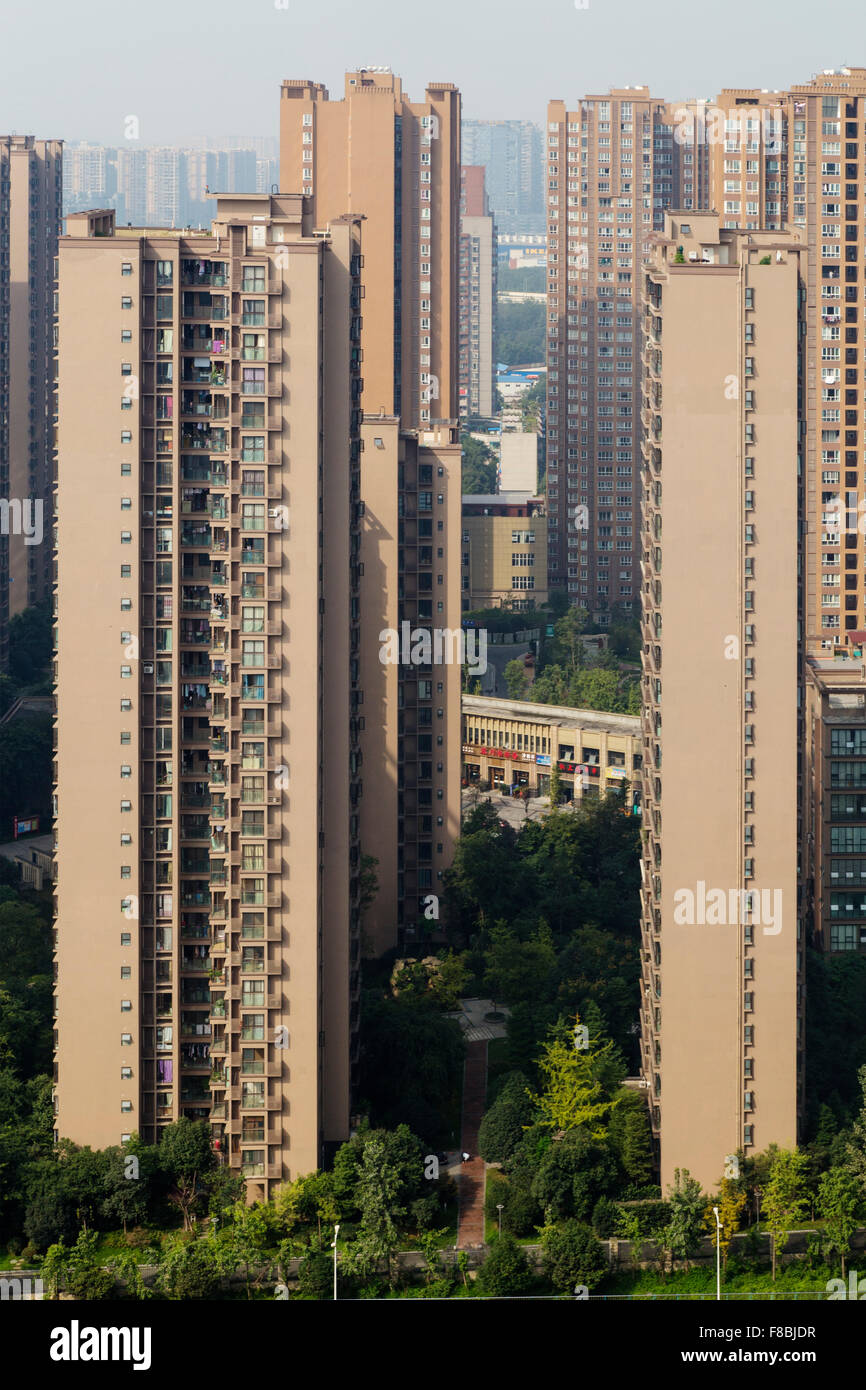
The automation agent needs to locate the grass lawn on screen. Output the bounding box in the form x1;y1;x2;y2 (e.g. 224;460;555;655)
598;1262;840;1298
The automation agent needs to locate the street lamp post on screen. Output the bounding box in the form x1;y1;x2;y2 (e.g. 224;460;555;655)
496;1203;504;1238
332;1223;340;1301
712;1206;722;1302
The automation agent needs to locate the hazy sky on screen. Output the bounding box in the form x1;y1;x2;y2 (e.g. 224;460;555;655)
2;0;865;144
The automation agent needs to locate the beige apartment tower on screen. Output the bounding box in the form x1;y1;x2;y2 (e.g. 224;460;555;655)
280;70;462;952
54;196;363;1195
459;165;496;421
544;90;685;622
0;136;62;669
639;213;802;1190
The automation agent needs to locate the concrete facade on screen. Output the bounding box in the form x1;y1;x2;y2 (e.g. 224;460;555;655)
55;196;362;1197
639;213;802;1190
280;70;462;954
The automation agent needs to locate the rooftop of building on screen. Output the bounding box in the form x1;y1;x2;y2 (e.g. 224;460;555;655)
807;650;866;695
462;492;545;515
462;692;639;736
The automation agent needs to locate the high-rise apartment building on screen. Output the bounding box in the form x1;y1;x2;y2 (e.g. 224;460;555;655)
461;119;544;235
55;195;363;1196
146;148;187;228
0;136;62;666
638;212;803;1189
459;165;496;421
545;89;700;622
63;142;115;216
280;69;462;953
116;147;149;226
803;650;866;955
698;70;866;656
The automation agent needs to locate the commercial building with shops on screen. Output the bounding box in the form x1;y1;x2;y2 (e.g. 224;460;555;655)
461;693;640;805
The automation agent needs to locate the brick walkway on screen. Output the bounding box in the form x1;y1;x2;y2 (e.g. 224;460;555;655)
456;1038;488;1248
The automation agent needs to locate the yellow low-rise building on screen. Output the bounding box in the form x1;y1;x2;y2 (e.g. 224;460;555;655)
461;494;547;613
461;693;641;807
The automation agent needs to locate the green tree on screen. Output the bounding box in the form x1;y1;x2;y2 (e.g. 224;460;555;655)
23;1158;78;1251
483;921;557;1009
702;1177;747;1271
763;1149;810;1281
477;1232;533;1295
158;1117;216;1230
478;1072;534;1164
504;657;529;701
358;994;465;1140
296;1246;333;1299
845;1064;866;1199
0;715;53;836
621;1106;654;1187
417;1226;448;1286
350;1134;408;1289
461;435;498;494
531;1129;617;1222
8;601;52;689
495;300;545;367
666;1168;705;1270
817;1168;861;1278
428;952;470;1011
223;1199;273;1297
541;1219;607;1292
530;1015;622;1139
101;1141;157;1233
157;1233;225;1300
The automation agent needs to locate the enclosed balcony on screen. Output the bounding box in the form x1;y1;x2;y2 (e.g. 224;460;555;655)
181;258;228;288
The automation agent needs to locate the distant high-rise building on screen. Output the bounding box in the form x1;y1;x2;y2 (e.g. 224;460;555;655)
185;150;217;227
0;136;62;665
63;142;114;216
280;69;463;953
461;119;544;234
545;88;699;623
55;196;363;1195
116;146;148;225
459;165;496;421
256;158;278;196
639;212;803;1189
146;148;187;227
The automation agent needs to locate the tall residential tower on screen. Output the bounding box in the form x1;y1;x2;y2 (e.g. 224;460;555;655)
639;213;803;1188
280;70;462;953
55;196;363;1197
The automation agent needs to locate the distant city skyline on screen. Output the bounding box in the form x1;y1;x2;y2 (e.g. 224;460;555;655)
2;0;861;143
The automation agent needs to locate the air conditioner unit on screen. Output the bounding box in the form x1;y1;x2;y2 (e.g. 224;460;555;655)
143;663;153;674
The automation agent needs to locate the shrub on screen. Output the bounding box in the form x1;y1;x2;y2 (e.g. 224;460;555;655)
296;1249;333;1301
66;1265;117;1300
158;1239;222;1300
477;1233;533;1296
542;1220;607;1292
484;1169;509;1223
592;1196;621;1238
124;1227;153;1250
504;1182;541;1237
478;1071;533;1164
6;1236;23;1257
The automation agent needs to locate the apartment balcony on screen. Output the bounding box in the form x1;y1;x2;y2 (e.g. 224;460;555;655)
231;310;283;329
